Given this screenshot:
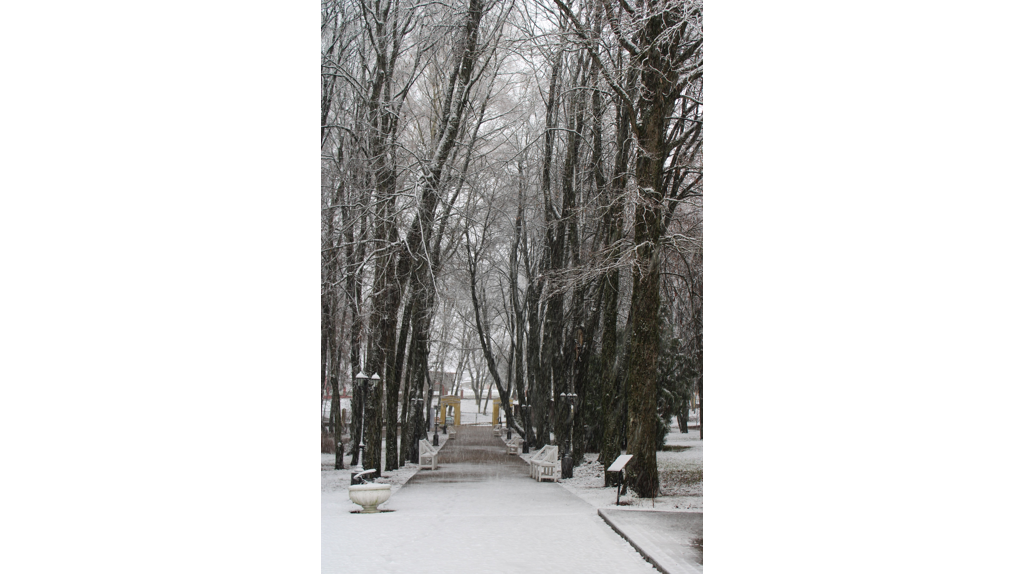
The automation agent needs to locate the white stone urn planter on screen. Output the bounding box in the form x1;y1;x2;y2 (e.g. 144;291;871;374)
349;483;392;513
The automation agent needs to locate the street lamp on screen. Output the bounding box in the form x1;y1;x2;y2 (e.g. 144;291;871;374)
560;392;578;479
432;399;440;447
351;370;379;485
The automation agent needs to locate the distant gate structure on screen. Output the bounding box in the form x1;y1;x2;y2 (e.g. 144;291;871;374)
492;399;518;426
438;395;461;426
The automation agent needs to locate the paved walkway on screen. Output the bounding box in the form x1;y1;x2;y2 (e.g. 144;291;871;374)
600;509;703;574
322;425;701;573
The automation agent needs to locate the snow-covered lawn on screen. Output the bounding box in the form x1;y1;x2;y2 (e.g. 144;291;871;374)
524;423;703;511
321;433;449;505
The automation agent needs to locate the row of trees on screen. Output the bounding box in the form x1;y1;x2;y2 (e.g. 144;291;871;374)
322;0;701;497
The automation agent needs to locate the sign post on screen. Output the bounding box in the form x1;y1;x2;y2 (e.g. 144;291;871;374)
607;454;634;506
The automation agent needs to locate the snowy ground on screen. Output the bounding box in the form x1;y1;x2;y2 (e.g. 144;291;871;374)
322;425;664;573
527;421;704;511
321;432;449;505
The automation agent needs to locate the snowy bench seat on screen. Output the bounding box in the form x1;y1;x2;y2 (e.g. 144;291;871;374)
419;439;438;470
506;436;523;455
493;426;503;437
529;445;559;482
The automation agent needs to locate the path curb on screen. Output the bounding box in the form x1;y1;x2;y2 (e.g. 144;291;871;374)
598;509;702;574
599;509;674;574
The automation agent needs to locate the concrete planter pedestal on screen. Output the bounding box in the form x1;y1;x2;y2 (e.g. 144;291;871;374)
348;483;392;513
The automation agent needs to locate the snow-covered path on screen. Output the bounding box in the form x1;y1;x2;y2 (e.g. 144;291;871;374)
322;426;658;573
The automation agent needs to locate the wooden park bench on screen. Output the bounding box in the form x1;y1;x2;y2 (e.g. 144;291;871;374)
529;445;559;482
505;435;523;455
419;439;438;470
492;425;503;437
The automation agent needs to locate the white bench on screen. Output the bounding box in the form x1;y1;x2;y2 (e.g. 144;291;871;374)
505;436;523;455
419;439;438;470
528;445;556;479
493;426;503;437
529;445;559;482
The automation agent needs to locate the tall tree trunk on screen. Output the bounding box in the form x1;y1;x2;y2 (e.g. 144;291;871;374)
389;295;413;468
346;207;365;466
525;272;544;446
624;6;686;498
510;161;529;446
365;192;401;477
397;303;415;465
600;83;632;484
330;376;343;468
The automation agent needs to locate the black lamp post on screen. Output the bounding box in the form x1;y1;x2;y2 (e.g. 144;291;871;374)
432;400;440;447
350;372;370;482
560;391;578;479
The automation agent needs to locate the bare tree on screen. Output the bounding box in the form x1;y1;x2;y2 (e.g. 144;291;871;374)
553;0;702;497
322;0;703;498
